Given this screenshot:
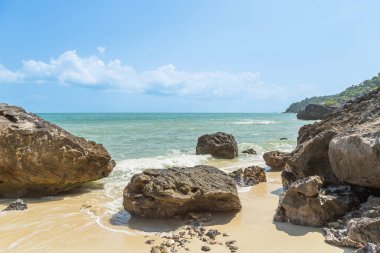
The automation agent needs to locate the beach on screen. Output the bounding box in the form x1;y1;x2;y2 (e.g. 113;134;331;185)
0;113;351;252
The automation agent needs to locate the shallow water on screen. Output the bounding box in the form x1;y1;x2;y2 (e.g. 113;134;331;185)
0;113;349;253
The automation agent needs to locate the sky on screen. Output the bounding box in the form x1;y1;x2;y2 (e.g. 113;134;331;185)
1;0;380;113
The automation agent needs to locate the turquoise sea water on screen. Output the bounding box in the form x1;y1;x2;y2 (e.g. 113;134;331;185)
40;113;305;162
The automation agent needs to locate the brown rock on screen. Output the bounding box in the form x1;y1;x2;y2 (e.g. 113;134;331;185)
229;166;266;187
196;132;238;159
263;151;290;170
0;103;115;197
324;196;380;248
274;176;360;227
123;165;241;218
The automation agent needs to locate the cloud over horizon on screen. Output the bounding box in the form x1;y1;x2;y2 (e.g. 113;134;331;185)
0;50;294;100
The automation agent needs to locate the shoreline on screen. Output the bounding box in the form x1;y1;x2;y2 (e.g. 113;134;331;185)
0;171;352;253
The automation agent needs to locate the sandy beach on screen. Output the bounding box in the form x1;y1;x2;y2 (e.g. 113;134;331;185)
0;171;352;253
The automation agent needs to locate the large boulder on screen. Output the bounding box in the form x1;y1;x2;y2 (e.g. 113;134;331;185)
324;196;380;249
329;131;380;188
281;88;380;185
274;176;360;227
196;132;238;159
263;151;290;171
229;166;266;187
0;103;115;197
296;104;336;120
123;165;242;218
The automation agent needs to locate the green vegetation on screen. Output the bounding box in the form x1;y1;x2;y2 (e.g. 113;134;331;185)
285;73;380;113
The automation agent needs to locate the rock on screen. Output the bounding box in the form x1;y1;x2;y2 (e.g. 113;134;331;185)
280;138;288;140
281;89;380;186
146;240;155;245
324;196;380;248
0;103;115;197
123;165;241;218
296;104;336;120
274;176;360;227
196;132;238;159
263;151;290;171
281;168;298;191
229;166;266;187
353;243;380;253
329;131;380;188
288;130;339;184
205;229;220;239
242;148;257;155
201;246;210;251
2;199;27;211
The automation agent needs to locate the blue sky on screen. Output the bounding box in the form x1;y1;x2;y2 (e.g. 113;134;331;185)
1;0;380;112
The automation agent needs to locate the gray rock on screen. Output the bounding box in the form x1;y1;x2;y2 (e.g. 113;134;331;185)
2;199;27;211
242;148;257;155
296;104;336;120
0;103;115;197
324;196;380;248
123;165;241;218
353;243;380;253
196;132;238;159
329;131;380;188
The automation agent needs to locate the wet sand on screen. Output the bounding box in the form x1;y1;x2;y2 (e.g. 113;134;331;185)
0;172;353;253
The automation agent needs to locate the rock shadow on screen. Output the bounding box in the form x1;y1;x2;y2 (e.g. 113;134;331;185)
110;210;238;233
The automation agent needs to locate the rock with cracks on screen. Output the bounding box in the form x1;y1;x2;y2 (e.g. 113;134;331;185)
0;103;115;197
274;176;360;227
123;165;242;218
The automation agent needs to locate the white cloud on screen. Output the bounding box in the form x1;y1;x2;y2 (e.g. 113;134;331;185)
97;46;106;54
0;50;286;100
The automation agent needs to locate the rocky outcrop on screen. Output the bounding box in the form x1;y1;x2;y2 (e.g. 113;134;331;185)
242;148;257;155
274;176;360;227
353;243;380;253
296;104;336;120
123;165;241;218
0;103;115;197
196;132;238;159
329;131;380;188
281;88;380;185
263;151;290;171
229;166;266;187
324;196;380;249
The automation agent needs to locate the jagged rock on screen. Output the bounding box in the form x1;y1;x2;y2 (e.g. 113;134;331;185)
296;104;336;120
324;196;380;248
353;243;380;253
288;130;339;183
2;199;27;211
281;168;298;191
229;166;266;187
123;165;241;218
0;103;115;197
329;131;380;188
242;148;257;155
196;132;238;159
263;151;290;171
282;89;380;185
274;176;360;227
